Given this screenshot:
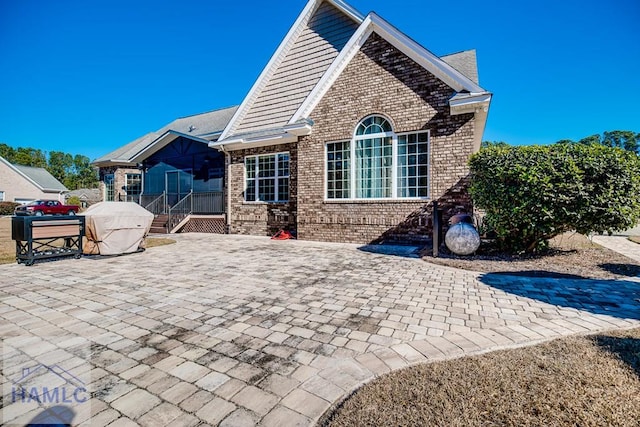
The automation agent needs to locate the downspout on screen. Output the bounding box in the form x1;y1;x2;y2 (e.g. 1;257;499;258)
220;145;232;228
226;151;231;227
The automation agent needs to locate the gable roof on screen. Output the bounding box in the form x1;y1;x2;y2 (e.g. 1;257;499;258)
0;156;68;192
291;12;488;124
219;0;363;141
214;0;491;151
93;106;238;166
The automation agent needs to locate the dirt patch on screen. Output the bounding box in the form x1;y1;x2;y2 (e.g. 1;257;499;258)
324;328;640;427
423;233;640;280
144;237;176;248
629;236;640;245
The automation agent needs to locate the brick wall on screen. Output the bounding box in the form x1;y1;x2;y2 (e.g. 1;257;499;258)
225;33;478;243
99;166;138;202
227;143;298;236
296;33;476;243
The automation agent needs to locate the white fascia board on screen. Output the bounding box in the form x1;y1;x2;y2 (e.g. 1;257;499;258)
290;12;488;123
326;0;364;22
283;121;313;136
219;0;325;141
450;93;492;115
212;133;299;152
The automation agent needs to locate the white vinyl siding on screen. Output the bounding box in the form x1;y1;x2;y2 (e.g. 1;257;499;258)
234;2;359;134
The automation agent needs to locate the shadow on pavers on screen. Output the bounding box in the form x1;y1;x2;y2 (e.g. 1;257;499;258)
358;244;424;258
479;272;640;321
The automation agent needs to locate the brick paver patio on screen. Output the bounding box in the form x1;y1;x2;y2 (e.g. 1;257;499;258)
1;234;639;426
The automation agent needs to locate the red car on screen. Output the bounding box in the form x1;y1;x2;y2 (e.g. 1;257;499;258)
14;200;80;216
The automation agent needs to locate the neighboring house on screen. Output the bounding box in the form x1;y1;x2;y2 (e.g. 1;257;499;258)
212;0;491;243
0;156;68;204
96;0;491;242
66;188;102;208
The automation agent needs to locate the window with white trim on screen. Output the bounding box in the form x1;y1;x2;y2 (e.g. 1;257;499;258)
0;191;4;201
397;132;429;198
245;152;289;202
104;174;114;202
326;115;429;200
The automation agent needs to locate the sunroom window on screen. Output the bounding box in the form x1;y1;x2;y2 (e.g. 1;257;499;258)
326;115;429;200
245;152;289;202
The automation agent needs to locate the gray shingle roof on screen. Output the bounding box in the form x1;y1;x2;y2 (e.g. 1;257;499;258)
158;107;239;138
93;106;239;165
13;164;68;192
440;50;479;85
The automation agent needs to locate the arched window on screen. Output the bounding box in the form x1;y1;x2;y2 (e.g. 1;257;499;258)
326;115;430;200
356;115;393;136
354;116;394;198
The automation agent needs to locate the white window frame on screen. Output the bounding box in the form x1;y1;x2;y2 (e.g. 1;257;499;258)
325;117;430;201
104;173;115;202
244;152;290;203
0;191;4;202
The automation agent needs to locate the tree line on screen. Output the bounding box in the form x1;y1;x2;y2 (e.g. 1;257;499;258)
484;130;640;153
0;143;99;190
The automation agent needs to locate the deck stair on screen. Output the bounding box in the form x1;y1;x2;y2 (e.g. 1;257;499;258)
149;214;168;234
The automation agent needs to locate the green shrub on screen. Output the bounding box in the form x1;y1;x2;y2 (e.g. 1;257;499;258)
469;143;640;253
0;201;20;216
66;196;82;209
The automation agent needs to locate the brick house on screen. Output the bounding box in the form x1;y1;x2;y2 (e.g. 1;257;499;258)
211;0;491;243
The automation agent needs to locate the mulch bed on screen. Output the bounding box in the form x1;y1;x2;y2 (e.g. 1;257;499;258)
421;233;640;280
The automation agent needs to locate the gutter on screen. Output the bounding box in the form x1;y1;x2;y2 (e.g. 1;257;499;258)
210;120;313;152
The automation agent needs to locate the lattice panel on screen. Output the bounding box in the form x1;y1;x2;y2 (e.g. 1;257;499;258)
181;218;227;234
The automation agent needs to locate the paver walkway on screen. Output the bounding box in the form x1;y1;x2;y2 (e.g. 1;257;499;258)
592;234;640;263
1;234;639;426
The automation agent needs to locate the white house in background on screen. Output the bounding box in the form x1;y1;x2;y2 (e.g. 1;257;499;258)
0;156;68;204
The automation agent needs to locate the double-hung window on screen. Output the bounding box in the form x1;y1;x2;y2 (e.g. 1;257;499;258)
245;152;289;202
326;115;429;200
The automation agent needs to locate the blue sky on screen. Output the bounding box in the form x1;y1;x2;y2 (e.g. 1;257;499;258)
0;0;638;160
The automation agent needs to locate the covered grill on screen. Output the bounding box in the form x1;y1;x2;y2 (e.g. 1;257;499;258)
83;202;154;255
